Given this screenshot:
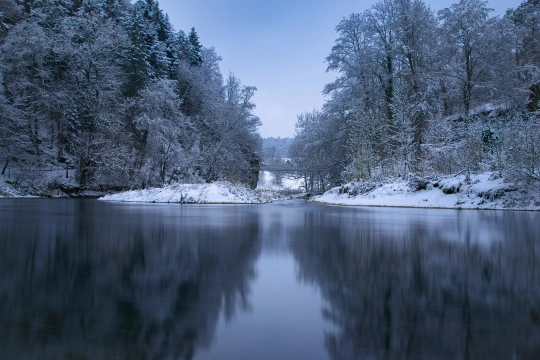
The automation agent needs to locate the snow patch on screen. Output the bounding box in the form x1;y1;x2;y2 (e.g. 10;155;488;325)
98;182;270;204
312;172;539;211
0;176;37;198
256;171;303;192
255;171;305;201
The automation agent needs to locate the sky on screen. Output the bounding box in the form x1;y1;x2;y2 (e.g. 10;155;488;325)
157;0;523;138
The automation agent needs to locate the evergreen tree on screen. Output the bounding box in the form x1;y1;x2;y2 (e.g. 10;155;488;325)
124;9;151;96
80;0;130;20
187;27;202;66
0;0;262;192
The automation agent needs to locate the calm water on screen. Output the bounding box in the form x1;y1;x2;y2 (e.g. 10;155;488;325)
1;199;540;360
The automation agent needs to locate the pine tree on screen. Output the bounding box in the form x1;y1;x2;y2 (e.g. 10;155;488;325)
0;0;262;190
188;27;202;66
81;0;130;20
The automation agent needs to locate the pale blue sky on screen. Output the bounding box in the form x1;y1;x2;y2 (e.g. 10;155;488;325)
157;0;523;138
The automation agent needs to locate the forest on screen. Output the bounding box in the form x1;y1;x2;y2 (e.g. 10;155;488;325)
0;0;261;194
290;0;540;193
2;0;540;197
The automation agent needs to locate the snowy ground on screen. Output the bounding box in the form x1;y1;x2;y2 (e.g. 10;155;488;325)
256;171;304;192
0;174;39;198
0;170;301;203
0;169;79;198
5;170;539;210
312;172;540;211
255;171;306;201
0;180;26;198
99;182;270;204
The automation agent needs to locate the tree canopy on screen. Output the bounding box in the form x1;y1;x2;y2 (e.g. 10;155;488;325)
291;0;540;192
0;0;261;192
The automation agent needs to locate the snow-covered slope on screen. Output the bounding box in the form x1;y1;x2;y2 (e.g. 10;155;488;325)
98;182;270;204
312;172;540;210
0;177;36;198
0;184;24;198
256;171;304;192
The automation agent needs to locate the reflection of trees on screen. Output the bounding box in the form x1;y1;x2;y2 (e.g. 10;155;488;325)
0;200;260;360
291;210;540;360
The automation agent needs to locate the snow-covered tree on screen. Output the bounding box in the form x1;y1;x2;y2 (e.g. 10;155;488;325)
437;0;520;114
187;27;202;66
295;0;540;187
0;0;261;193
507;0;540;110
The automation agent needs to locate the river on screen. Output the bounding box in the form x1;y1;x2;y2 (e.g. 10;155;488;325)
1;199;539;359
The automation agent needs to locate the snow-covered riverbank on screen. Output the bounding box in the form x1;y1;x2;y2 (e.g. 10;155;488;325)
0;180;35;198
312;172;540;211
98;182;271;204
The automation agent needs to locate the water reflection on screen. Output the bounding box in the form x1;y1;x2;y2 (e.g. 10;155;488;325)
290;207;540;360
0;200;261;360
1;200;540;360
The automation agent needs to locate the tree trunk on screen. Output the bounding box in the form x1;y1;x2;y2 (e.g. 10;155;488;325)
528;82;540;111
1;158;9;175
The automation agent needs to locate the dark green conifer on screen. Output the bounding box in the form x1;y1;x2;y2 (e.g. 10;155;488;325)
188;27;202;66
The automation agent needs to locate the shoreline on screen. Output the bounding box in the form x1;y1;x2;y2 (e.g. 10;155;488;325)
310;172;540;212
98;182;272;204
311;200;540;212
